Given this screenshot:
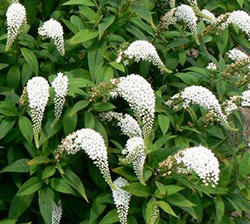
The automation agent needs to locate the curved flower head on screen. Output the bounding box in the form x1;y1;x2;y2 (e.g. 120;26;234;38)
116;74;155;138
117;40;170;73
167;85;227;125
161;5;198;43
52;200;62;224
112;177;131;224
6;2;27;51
56;128;116;190
201;9;217;24
160;146;220;187
100;112;142;138
227;48;249;62
52;72;68;124
38;19;65;56
27;77;50;148
223;11;250;40
122;137;146;185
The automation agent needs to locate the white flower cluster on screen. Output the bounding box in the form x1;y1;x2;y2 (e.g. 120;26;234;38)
241;90;250;107
175;5;198;37
224;97;238;116
116;74;155;138
176;146;220;187
52;200;62;224
169;85;227;124
57;128;115;189
111;177;131;224
150;205;160;224
38;19;65;56
207;62;217;70
117;40;167;71
52;72;68;120
201;9;217;24
223;10;250;40
27;77;50;148
6;2;27;51
161;8;178;29
227;48;249;62
122;137;146;185
100;112;142;138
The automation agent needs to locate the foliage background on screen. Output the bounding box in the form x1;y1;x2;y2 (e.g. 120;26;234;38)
0;0;250;223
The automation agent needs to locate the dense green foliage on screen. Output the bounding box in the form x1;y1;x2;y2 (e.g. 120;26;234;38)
0;0;250;223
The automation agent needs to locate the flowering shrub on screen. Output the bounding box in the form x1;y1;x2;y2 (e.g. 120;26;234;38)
0;0;250;223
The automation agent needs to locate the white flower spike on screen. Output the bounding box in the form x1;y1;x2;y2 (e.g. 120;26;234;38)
38;19;65;56
100;112;142;138
115;74;155;138
26;77;50;148
227;48;249;62
52;72;68;125
6;2;27;51
57;128;116;190
117;40;171;73
112;177;131;224
122;137;146;185
52;200;63;224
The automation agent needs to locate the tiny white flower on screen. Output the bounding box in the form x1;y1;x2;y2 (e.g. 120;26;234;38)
52;72;68;121
111;177;131;224
6;2;27;51
52;200;62;224
100;112;142;138
227;48;249;61
241;90;250;107
27;77;50;148
38;19;65;56
207;62;217;70
224;98;238;116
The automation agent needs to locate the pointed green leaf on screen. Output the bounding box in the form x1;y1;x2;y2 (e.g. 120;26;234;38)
50;178;76;195
215;195;225;221
39;187;54;224
27;156;52;166
157;201;178;217
17;177;43;196
121;182;150;197
42;166;56;180
99;209;119;224
63;0;95;6
70;29;98;44
70;100;89;116
98;16;115;39
158;114;170;135
19;116;33;144
20;48;39;76
0;159;29;173
0;118;16;140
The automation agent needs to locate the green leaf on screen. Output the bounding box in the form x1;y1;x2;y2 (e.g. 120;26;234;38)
27;156;52;166
134;4;154;26
0;63;9;70
121;182;150;197
0;118;16;140
98;16;115;39
17;177;43;196
158;114;170;135
84;111;95;129
99;209;119;224
92;102;115;112
42;166;56;180
215;195;224;221
50;178;76;195
8;194;34;218
39;187;54;224
0;159;29;173
215;29;228;54
20;48;39;76
155;181;167;196
239;152;250;177
166;193;196;207
154;185;184;199
19;116;33;144
7;66;20;90
0;101;18;117
109;61;125;72
70;100;89;115
62;168;88;202
157;201;178;217
63;0;95;6
70;29;98;44
63;107;77;135
0;219;17;224
236;0;244;7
